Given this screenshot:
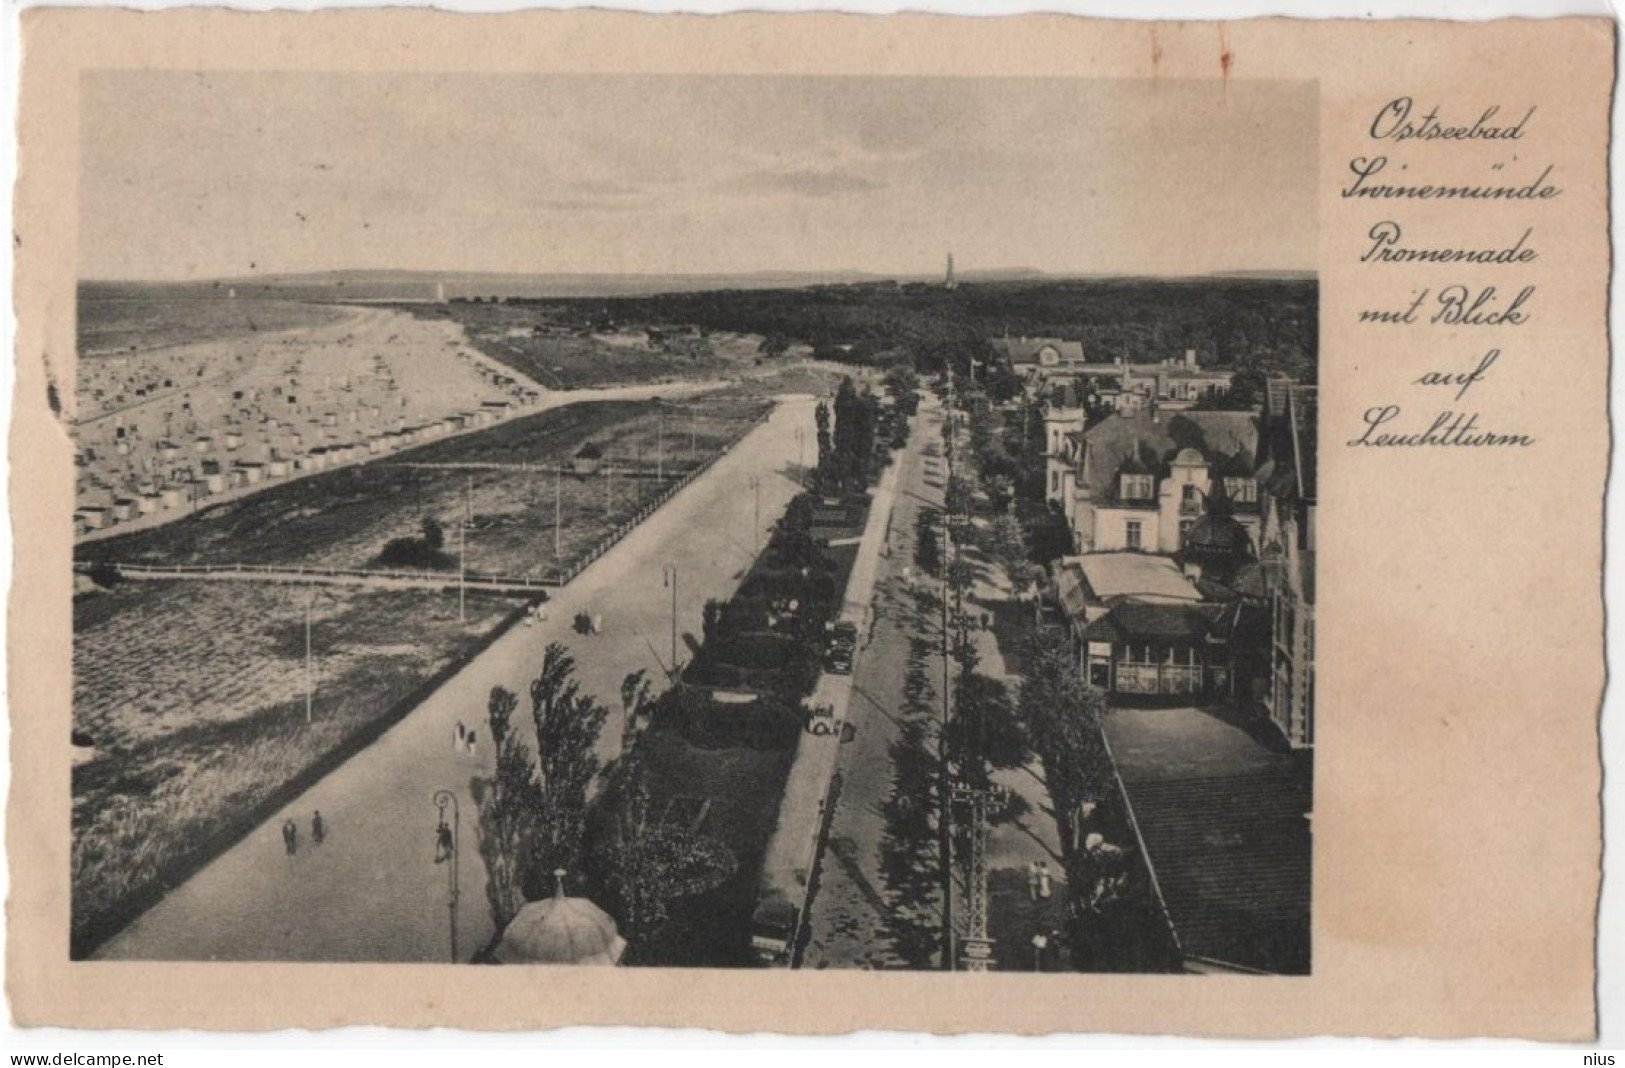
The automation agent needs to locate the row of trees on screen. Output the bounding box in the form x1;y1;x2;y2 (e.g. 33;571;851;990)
474;645;610;936
813;377;885;497
538;276;1316;385
473;645;737;963
947;384;1180;972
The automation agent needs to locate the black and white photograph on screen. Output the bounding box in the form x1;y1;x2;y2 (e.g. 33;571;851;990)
68;71;1317;975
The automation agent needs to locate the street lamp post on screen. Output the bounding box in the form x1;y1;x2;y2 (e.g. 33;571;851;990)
304;584;315;725
433;789;460;964
301;583;338;726
750;476;761;555
662;564;679;676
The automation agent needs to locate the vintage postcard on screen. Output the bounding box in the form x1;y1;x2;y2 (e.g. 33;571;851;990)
7;10;1611;1039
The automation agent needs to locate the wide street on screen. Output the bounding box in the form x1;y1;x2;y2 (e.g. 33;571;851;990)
800;396;1067;971
97;395;817;962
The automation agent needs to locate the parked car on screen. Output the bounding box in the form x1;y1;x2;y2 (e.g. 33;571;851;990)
824;620;858;674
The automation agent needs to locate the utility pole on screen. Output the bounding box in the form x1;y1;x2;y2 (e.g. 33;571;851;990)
690;406;698;459
553;464;562;559
796;427;805;487
950;782;1006;972
657;410;664;481
458;475;471;622
939;389;958;972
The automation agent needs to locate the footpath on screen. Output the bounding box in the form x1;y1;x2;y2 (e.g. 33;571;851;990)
95;398;815;963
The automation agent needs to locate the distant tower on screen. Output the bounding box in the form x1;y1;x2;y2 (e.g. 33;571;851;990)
944;252;959;291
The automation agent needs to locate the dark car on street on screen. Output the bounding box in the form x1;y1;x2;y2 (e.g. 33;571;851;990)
824;620;858;674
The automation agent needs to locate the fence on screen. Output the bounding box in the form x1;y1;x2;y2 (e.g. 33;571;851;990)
75;408;774;593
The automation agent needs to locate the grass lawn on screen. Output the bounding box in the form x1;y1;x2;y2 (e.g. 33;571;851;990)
71;579;519;954
630;725;797;967
78;396;771;580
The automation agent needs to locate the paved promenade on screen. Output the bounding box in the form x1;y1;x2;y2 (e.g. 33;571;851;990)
97;396;816;962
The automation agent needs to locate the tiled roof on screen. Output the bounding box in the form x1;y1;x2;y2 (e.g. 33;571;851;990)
993;337;1085;365
1082;410;1261;502
1103;708;1312;975
1081;600;1226;644
1121;770;1311;974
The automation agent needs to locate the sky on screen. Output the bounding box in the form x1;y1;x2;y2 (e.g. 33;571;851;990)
79;72;1317;281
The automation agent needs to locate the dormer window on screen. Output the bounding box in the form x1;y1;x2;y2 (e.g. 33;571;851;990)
1225;477;1258;503
1121;473;1154;500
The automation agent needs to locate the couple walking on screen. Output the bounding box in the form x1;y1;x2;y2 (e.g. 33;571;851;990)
282;810;326;856
454;720;479;755
1027;859;1053;902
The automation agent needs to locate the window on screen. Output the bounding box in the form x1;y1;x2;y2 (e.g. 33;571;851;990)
1121;474;1153;500
1226;477;1258;503
1126;520;1142;550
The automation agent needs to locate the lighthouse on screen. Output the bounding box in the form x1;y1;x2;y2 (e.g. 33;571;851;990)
944;252;958;291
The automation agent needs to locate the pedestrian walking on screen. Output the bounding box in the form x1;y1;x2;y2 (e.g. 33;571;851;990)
1038;860;1053;900
311;810;325;845
282;819;298;856
465;729;477;756
1027;861;1041;902
455;720;466;750
592;613;604;635
1031;932;1049;972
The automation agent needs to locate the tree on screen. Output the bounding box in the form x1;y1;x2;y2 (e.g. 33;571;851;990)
473;686;540;936
814;400;833;491
944;473;976;522
421;515;446;551
701;599;725;647
598;749;737;960
618;668;656;757
1018;629;1111;817
948;672;1027;787
883;364;920;416
528;644;610;880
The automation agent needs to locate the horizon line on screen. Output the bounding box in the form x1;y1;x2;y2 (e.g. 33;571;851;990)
81;266;1320;286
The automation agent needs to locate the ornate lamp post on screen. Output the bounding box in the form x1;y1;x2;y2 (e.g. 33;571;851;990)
432;789;460;963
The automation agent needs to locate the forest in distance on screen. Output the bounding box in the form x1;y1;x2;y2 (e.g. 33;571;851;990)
83;274;1318;394
447;275;1319;386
